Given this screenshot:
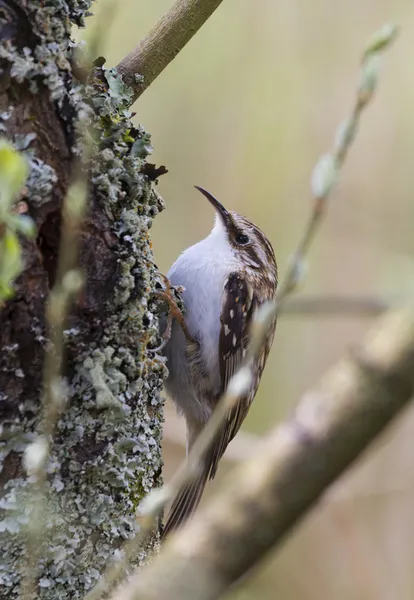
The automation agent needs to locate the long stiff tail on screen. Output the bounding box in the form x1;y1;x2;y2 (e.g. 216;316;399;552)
162;416;227;539
162;401;242;539
161;466;210;538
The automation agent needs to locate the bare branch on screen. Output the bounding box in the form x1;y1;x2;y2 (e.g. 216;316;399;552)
112;308;414;600
281;295;390;317
116;0;225;103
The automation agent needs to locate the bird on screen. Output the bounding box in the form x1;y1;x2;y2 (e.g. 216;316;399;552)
160;185;278;537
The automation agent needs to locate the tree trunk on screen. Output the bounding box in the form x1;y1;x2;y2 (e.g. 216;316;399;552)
0;2;165;597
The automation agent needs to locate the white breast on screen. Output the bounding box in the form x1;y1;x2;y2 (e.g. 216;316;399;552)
170;218;239;371
164;217;240;423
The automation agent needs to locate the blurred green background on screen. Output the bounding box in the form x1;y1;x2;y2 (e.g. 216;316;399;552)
81;1;414;598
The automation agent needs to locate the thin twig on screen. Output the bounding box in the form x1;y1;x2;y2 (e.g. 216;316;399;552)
19;6;114;596
116;0;225;103
21;179;89;600
163;409;258;463
21;156;89;600
281;295;390;317
276;24;398;305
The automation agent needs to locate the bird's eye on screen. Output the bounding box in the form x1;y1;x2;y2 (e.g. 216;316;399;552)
235;232;249;245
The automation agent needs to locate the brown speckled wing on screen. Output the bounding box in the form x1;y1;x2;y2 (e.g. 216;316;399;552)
219;272;253;389
206;271;256;478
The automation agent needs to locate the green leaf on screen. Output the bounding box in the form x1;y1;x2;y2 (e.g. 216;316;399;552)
0;138;28;214
0;229;22;300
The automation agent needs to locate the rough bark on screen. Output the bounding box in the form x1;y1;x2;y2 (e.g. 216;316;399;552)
0;2;165;597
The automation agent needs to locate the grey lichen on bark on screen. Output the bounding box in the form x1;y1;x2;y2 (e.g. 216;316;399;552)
0;1;166;597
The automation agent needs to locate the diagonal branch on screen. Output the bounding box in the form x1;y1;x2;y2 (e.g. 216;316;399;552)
112;308;414;600
116;0;225;104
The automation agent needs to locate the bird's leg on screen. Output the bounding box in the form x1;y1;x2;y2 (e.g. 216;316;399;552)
150;274;196;352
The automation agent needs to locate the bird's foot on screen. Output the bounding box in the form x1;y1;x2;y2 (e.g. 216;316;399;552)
149;274;196;352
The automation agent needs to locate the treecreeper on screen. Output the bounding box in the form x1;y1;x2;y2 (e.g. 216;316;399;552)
159;186;278;536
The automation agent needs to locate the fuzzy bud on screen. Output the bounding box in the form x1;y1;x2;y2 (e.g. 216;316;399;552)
311;154;338;200
364;23;398;57
358;54;381;105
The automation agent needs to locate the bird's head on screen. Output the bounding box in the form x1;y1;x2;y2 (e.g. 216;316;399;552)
195;185;277;287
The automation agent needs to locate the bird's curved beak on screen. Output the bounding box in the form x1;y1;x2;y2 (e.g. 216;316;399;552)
194;185;230;227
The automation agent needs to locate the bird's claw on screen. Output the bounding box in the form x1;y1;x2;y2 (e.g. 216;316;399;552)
148;311;173;354
149;273;195;352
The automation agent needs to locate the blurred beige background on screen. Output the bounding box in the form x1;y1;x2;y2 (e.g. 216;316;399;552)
82;2;414;598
